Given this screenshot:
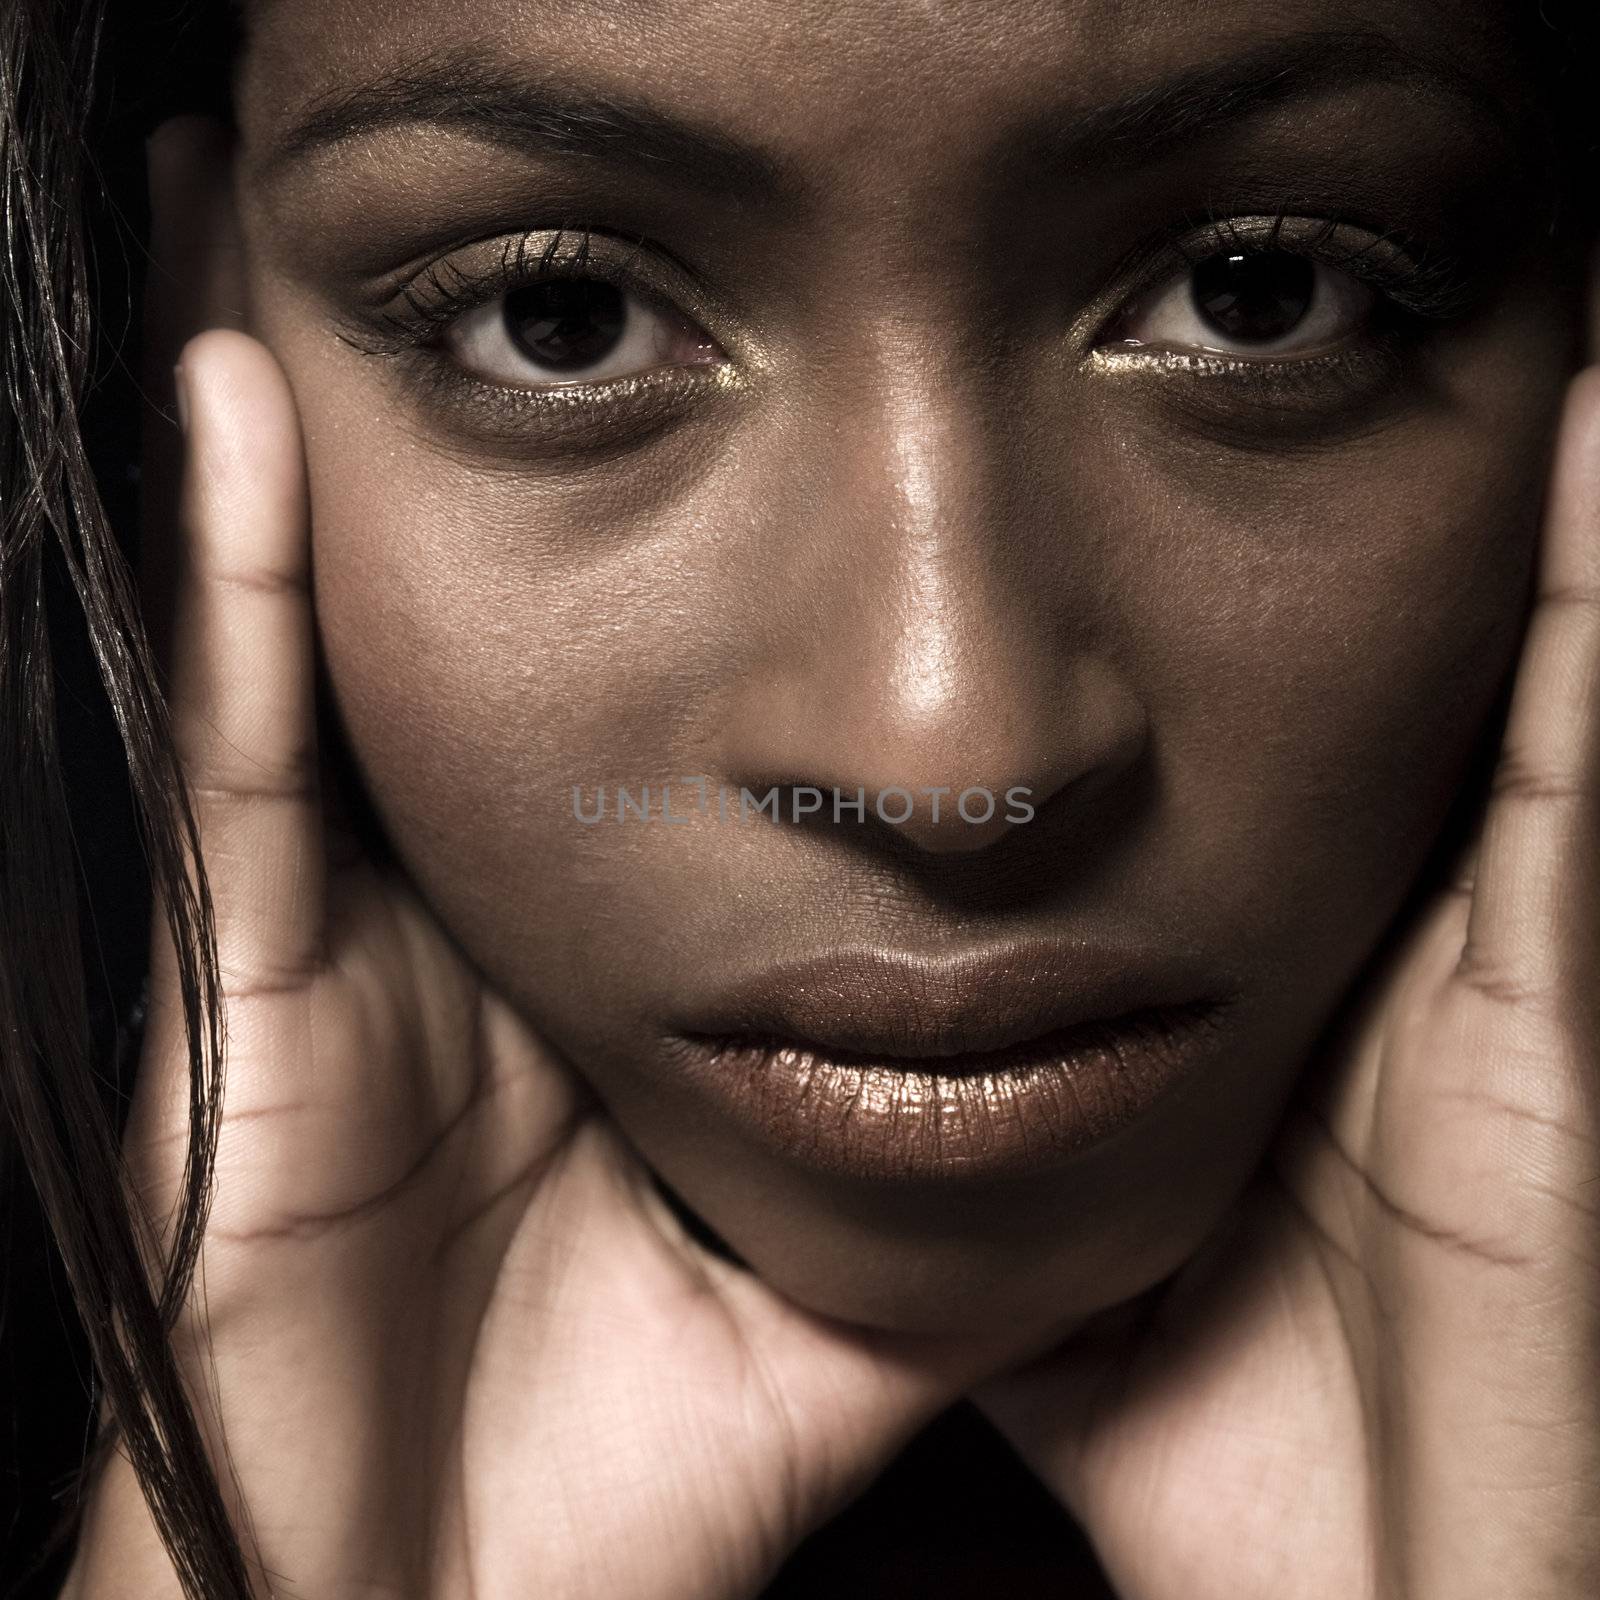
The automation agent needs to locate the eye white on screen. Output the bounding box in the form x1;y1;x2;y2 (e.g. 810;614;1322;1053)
1117;254;1377;359
443;280;710;388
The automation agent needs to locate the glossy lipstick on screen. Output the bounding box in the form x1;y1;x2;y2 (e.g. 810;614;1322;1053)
667;941;1236;1182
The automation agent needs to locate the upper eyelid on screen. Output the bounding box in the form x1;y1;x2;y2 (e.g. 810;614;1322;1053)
1162;216;1409;289
336;207;1474;372
1137;212;1474;318
1089;223;1430;372
1076;209;1480;375
338;226;721;358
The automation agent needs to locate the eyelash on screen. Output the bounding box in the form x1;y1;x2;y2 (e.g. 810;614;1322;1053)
352;228;665;351
343;205;1476;431
1133;205;1475;324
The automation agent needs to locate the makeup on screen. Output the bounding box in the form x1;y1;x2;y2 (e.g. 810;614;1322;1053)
236;0;1586;1332
667;944;1234;1183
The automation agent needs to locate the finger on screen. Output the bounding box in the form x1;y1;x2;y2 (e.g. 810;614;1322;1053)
163;329;324;1008
143;115;248;669
1460;366;1600;1001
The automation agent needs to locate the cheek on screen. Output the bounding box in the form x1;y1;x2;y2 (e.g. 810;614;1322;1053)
1100;392;1549;966
297;397;765;1013
283;332;1560;1333
299;358;1552;962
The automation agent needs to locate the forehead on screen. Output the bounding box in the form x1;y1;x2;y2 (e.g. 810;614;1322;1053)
237;0;1526;176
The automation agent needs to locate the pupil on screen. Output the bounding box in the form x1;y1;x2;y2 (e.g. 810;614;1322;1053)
1190;253;1316;344
504;279;627;371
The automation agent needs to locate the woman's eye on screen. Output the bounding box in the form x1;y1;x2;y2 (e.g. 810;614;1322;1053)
442;276;721;388
1112;251;1378;359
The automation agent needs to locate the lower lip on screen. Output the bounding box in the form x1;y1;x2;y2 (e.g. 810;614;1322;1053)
666;1000;1231;1183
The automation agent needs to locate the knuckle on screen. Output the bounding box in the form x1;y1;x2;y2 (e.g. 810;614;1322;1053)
178;734;319;804
219;951;324;1001
1534;580;1600;613
1488;749;1586;807
199;561;310;602
1453;938;1559;1016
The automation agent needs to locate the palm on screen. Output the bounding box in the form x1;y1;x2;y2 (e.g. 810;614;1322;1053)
139;856;945;1598
175;861;616;1587
982;370;1600;1600
986;919;1576;1598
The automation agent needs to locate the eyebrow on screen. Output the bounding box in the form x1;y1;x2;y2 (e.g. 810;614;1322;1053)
1007;27;1517;178
266;27;1518;203
268;44;803;201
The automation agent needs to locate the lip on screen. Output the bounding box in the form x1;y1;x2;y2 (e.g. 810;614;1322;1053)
665;940;1236;1183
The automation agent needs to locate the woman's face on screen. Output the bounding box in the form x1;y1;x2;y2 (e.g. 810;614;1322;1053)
225;0;1584;1332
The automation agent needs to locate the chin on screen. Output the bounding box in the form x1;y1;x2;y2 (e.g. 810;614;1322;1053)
607;1011;1297;1337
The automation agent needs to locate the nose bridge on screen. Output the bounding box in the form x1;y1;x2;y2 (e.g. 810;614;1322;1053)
785;330;1037;748
875;350;984;730
718;320;1145;852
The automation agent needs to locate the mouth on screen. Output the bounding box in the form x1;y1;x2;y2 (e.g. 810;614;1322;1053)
665;941;1237;1183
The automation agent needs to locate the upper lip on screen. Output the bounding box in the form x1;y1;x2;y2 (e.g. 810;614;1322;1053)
679;936;1220;1061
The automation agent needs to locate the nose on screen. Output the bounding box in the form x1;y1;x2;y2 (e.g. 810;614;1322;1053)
718;365;1147;856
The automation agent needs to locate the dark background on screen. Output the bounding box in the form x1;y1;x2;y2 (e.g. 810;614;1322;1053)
1;3;1117;1593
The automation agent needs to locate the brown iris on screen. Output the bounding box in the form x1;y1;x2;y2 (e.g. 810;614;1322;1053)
504;279;628;371
1190;252;1317;344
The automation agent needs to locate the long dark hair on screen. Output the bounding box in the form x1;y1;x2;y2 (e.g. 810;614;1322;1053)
0;3;1594;1598
1;1;247;1595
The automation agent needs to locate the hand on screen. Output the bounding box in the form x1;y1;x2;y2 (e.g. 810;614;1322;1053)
977;365;1600;1599
63;131;1026;1600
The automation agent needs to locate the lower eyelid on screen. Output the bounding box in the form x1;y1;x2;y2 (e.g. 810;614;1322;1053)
1090;343;1369;378
403;355;747;458
1084;336;1410;414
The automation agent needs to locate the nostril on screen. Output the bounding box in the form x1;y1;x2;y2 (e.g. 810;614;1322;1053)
718;653;1149;856
858;781;1042;853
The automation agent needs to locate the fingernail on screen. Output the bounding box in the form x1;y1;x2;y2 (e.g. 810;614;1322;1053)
173;363;190;434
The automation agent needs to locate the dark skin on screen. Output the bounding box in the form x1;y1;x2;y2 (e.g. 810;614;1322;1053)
237;0;1580;1330
69;1;1600;1595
